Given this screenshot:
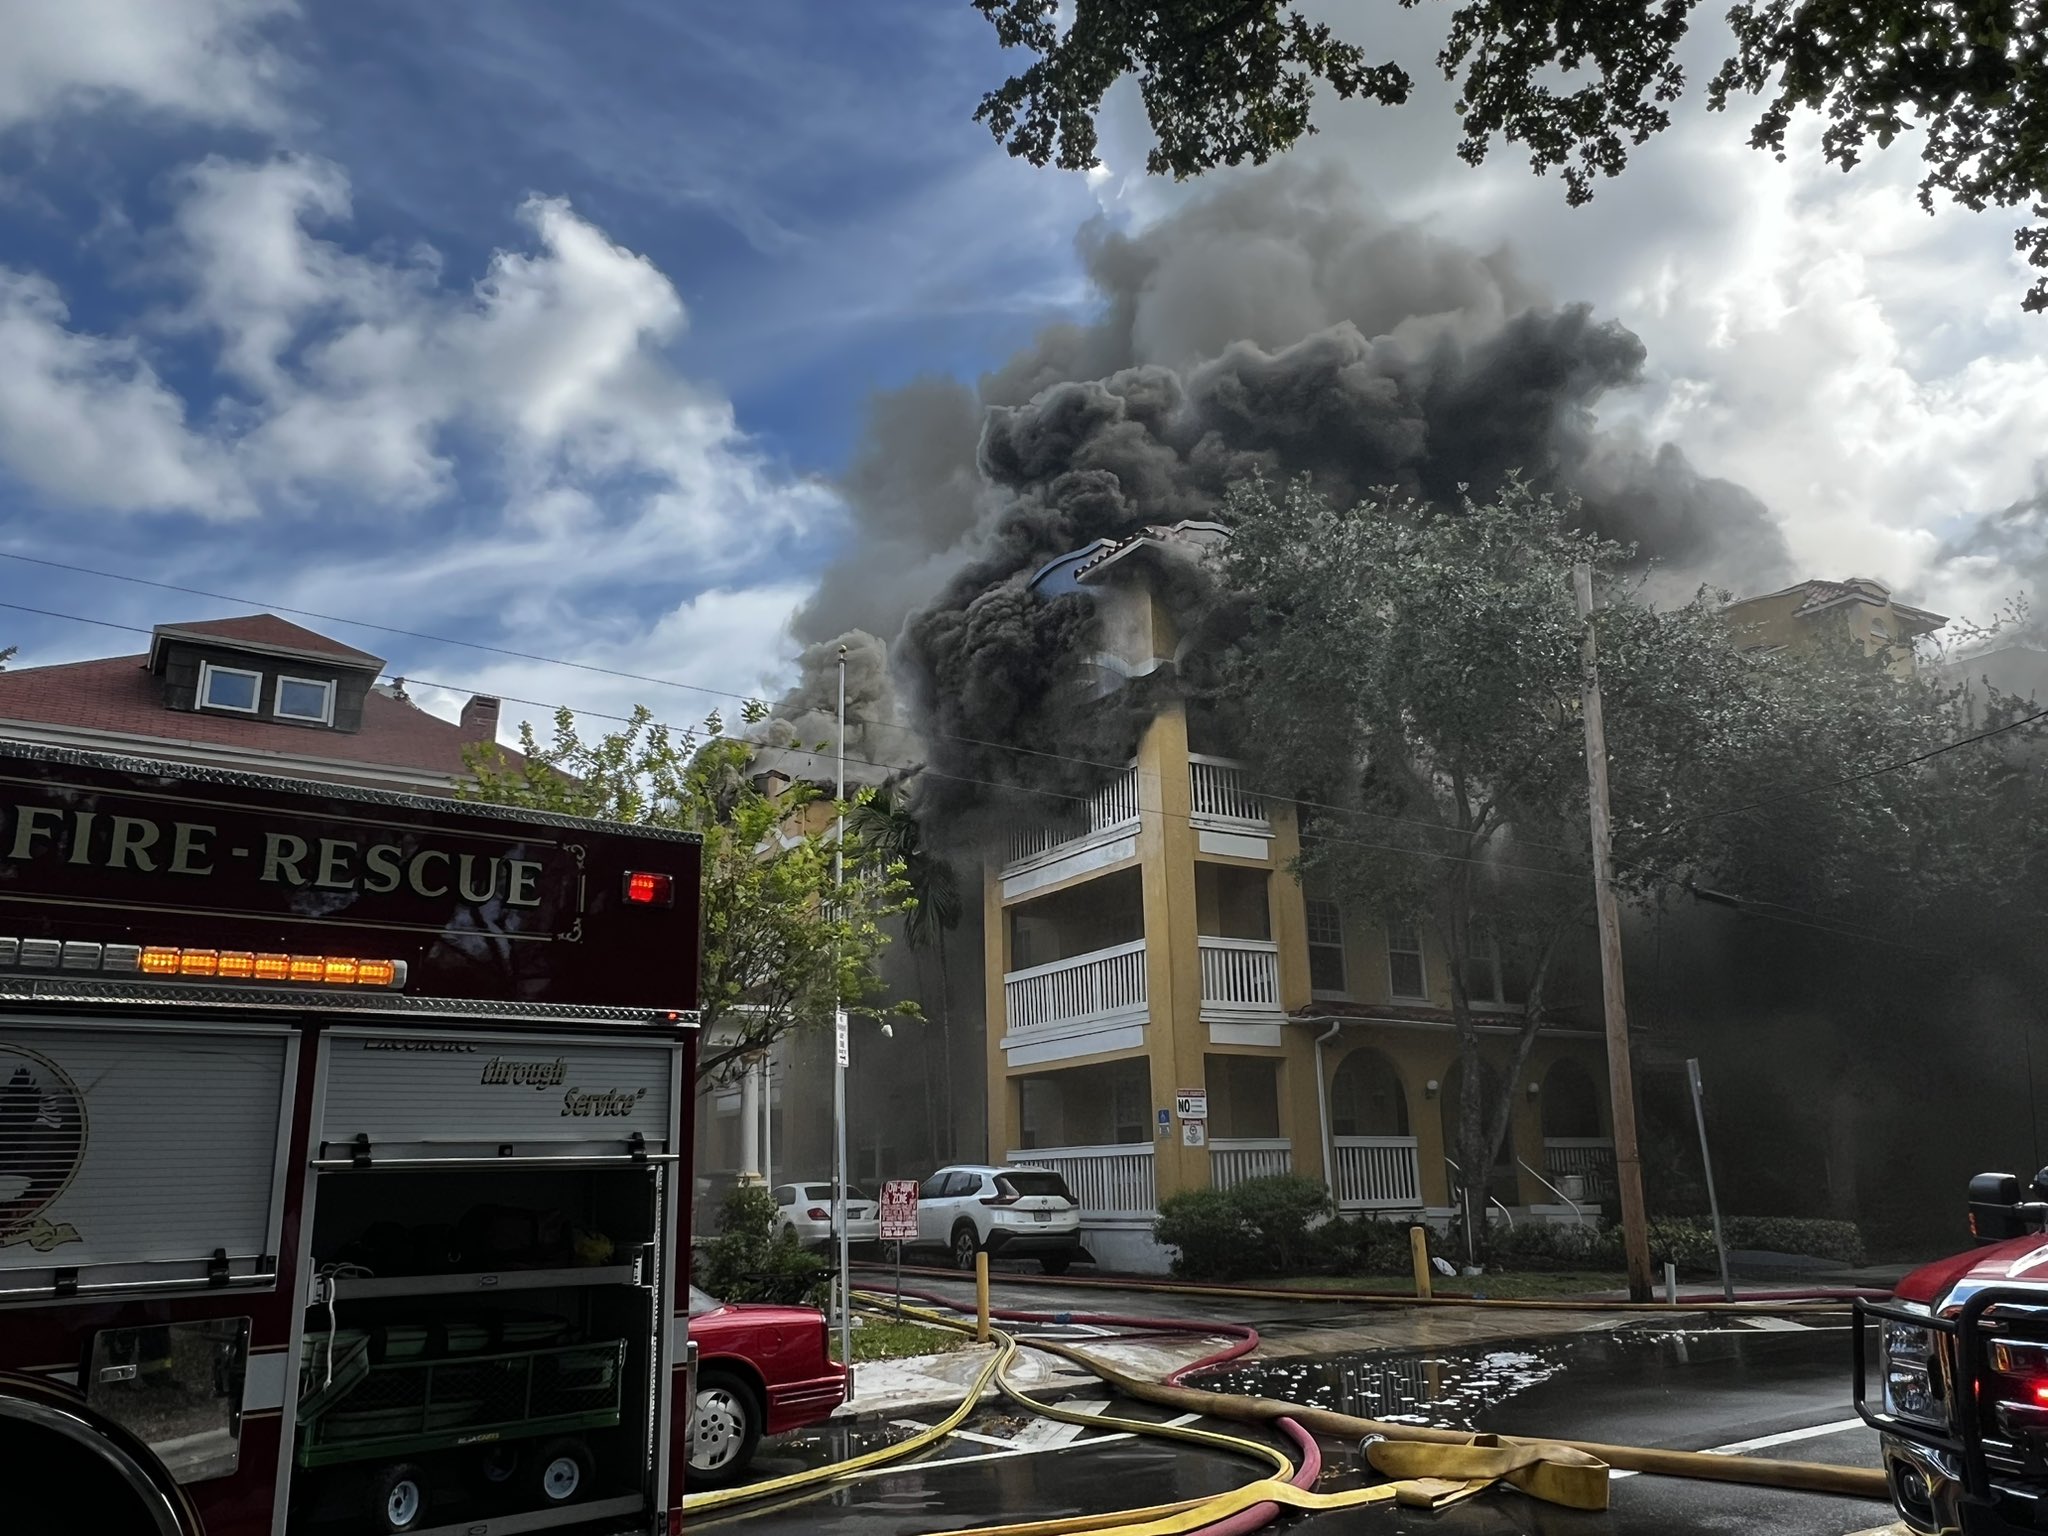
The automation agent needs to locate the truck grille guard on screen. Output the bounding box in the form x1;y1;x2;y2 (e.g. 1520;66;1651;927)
1855;1288;2048;1504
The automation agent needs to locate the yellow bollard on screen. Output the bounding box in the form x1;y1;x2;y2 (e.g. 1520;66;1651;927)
975;1250;991;1342
1409;1225;1432;1301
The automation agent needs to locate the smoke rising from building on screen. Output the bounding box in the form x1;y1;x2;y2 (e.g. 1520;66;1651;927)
790;164;1801;821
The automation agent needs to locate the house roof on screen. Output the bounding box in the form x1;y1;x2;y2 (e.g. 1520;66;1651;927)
1728;578;1947;632
0;653;508;781
148;613;384;670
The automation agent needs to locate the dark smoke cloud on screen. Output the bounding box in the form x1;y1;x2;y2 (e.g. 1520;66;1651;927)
801;163;1798;823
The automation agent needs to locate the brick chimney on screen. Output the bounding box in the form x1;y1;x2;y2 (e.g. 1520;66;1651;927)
460;694;501;743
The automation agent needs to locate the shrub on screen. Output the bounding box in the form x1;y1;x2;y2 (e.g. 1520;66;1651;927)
1486;1220;1621;1271
1154;1187;1248;1280
1723;1216;1866;1266
694;1185;830;1306
1229;1176;1332;1273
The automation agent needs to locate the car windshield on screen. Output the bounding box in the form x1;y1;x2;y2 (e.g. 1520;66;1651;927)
687;1285;722;1318
999;1172;1073;1200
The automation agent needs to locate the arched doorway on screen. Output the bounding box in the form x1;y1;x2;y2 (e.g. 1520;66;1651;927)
1439;1058;1518;1211
1331;1049;1409;1137
1540;1058;1613;1201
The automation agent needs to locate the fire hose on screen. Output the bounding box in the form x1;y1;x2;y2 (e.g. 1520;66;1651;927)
684;1287;1888;1533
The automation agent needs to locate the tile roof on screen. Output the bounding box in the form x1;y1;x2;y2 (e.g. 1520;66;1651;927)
151;613;383;667
0;653;510;781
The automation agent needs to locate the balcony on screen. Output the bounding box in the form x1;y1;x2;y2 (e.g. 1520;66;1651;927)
1544;1138;1616;1203
1001;766;1141;898
1001;940;1148;1065
1189;755;1270;860
1332;1136;1424;1210
1210;1138;1292;1190
1008;1143;1157;1224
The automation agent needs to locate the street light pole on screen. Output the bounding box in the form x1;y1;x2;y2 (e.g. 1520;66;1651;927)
833;644;853;1385
1575;565;1655;1303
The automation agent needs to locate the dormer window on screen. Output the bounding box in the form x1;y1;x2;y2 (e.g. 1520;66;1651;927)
198;662;262;714
274;675;335;725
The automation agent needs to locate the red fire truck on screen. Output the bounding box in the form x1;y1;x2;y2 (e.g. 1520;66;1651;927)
1857;1170;2048;1534
0;741;704;1536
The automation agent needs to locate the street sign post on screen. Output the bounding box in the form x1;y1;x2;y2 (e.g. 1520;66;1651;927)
880;1178;918;1314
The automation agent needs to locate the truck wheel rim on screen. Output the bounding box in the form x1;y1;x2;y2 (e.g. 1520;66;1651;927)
692;1387;745;1470
387;1479;420;1526
541;1456;581;1500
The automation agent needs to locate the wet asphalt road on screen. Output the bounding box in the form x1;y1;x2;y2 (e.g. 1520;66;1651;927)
698;1307;1894;1536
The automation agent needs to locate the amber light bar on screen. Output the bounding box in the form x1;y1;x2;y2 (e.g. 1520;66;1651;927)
0;936;404;989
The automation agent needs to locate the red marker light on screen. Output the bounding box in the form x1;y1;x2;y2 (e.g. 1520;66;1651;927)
623;871;674;907
2033;1382;2048;1405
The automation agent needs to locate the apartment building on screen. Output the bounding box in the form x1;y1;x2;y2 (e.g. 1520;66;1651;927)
1725;577;1945;674
984;525;1616;1272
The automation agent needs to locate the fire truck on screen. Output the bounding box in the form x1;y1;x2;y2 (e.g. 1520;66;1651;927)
0;741;703;1536
1857;1170;2048;1534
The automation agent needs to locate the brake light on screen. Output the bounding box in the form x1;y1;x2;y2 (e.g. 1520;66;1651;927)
624;871;674;907
807;1207;830;1221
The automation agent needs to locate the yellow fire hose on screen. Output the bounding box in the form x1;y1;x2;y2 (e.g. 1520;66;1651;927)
686;1291;1888;1533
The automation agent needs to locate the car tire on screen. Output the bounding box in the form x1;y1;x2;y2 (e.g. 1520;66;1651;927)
1040;1253;1072;1275
951;1224;981;1272
530;1435;594;1506
687;1368;762;1489
370;1461;429;1533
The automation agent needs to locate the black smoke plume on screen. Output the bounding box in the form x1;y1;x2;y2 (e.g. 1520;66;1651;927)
799;165;1795;826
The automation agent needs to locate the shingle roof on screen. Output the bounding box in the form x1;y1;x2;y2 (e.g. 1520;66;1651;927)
0;653;508;780
150;613;383;667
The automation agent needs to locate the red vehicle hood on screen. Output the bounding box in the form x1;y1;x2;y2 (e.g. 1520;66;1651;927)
1897;1235;2048;1305
689;1301;829;1333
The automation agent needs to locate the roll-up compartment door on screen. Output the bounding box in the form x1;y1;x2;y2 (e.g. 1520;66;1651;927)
0;1018;293;1299
318;1029;678;1162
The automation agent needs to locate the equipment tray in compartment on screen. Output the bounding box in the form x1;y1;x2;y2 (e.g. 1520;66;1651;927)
322;1263;640;1300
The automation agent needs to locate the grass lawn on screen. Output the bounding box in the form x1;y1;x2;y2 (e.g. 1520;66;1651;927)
1266;1270;1629;1300
832;1318;975;1364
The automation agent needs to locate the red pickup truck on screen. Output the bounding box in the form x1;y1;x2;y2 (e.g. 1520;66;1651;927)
1858;1171;2048;1534
684;1285;847;1488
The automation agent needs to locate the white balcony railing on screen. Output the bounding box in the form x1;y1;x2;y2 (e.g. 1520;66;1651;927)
1006;766;1141;867
1189;755;1269;830
1199;936;1281;1014
1210;1138;1292;1190
1004;939;1147;1032
1008;1143;1157;1218
1544;1138;1616;1201
1332;1135;1424;1210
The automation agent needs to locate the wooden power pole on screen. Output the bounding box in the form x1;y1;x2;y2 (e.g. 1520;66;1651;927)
1574;565;1654;1302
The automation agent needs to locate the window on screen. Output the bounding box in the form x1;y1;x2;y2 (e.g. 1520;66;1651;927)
197;662;262;714
1387;922;1427;1000
1306;899;1346;993
274;674;334;725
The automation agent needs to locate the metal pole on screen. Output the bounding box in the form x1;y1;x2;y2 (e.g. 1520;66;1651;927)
1687;1057;1735;1302
834;645;853;1387
1575;565;1655;1302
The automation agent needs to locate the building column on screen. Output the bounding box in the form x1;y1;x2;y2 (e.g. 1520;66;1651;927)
738;1055;763;1185
1138;703;1209;1204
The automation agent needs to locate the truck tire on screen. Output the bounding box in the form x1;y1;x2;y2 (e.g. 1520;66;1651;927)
686;1368;761;1489
0;1383;198;1536
530;1435;594;1506
371;1462;429;1533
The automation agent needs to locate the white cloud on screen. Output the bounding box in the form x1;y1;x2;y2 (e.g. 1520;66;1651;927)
0;0;293;132
0;269;241;512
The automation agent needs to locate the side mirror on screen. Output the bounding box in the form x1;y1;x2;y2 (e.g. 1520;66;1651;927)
1971;1171;2025;1243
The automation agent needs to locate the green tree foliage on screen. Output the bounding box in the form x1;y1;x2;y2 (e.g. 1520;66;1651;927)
972;0;2048;311
464;707;914;1084
1218;474;2048;1246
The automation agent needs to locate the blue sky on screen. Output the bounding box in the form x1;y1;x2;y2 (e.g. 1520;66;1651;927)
0;0;1100;730
1;0;2044;738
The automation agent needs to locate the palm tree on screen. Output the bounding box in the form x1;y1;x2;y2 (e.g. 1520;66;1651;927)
851;790;963;1163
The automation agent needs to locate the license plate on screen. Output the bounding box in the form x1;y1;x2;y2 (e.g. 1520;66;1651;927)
1032;1211;1050;1223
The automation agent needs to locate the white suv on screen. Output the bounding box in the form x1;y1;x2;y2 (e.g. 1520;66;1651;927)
912;1164;1083;1273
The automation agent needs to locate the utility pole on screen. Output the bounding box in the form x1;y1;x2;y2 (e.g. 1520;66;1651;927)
1574;565;1654;1302
833;644;853;1384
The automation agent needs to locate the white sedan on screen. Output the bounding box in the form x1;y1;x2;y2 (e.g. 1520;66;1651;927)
771;1182;880;1250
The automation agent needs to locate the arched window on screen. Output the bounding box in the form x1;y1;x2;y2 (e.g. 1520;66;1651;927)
1540;1059;1603;1140
1330;1049;1409;1138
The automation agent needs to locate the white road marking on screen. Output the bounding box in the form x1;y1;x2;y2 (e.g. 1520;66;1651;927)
1736;1316;1814;1332
1701;1417;1869;1454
